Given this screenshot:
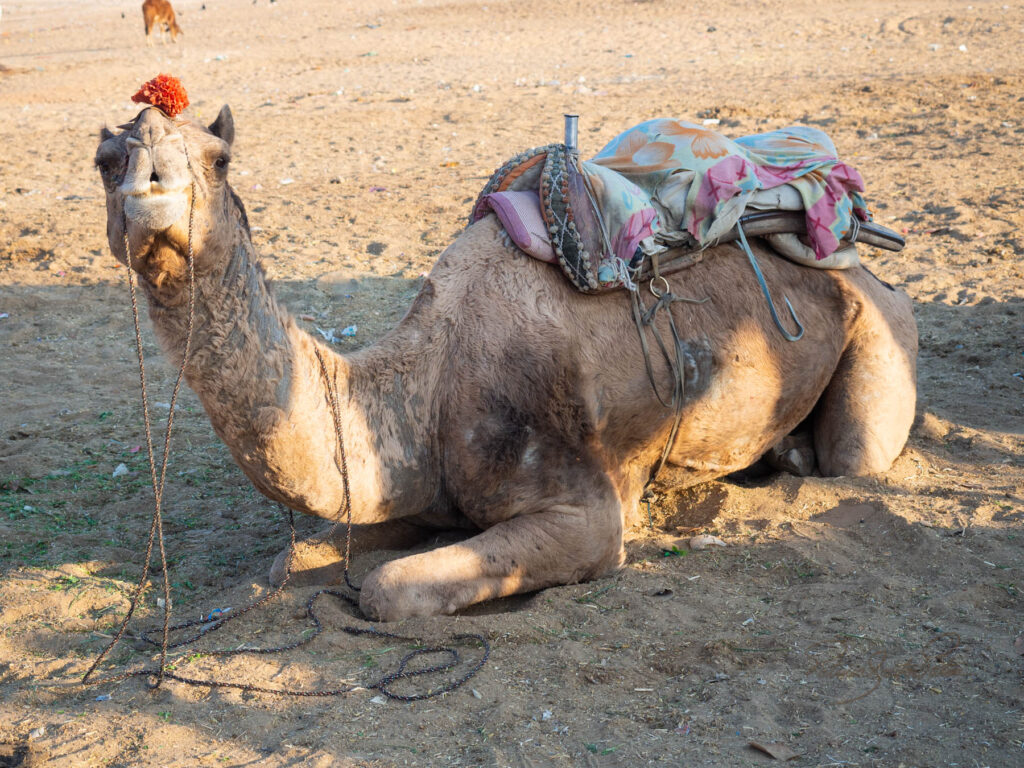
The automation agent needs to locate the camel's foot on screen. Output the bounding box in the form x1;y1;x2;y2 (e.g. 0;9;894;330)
268;518;432;588
764;433;816;476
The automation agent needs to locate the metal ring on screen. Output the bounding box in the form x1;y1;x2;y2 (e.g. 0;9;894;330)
649;275;670;298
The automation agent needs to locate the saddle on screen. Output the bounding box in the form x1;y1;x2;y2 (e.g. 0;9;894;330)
470;117;905;294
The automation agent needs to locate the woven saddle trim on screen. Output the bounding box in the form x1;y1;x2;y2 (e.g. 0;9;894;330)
540;145;597;292
469;144;560;224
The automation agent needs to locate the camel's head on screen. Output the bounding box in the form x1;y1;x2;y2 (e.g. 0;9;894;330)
96;105;239;299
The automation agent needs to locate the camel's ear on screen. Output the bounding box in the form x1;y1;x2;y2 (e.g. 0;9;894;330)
100;126;115;142
208;105;234;147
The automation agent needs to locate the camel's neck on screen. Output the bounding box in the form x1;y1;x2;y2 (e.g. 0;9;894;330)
143;212;436;523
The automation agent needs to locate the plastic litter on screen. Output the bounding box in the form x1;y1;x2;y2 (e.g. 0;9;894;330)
317;326;357;343
689;534;728;550
112;463;129;478
749;740;800;760
203;607;232;622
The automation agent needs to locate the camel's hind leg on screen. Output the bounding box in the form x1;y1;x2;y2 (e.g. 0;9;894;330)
813;270;917;476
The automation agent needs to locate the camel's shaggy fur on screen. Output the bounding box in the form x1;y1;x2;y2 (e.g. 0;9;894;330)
96;107;918;620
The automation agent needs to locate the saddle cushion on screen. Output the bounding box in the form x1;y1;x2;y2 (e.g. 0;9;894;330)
476;190;556;263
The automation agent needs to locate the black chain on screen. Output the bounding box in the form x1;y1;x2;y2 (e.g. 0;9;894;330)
83;152;489;700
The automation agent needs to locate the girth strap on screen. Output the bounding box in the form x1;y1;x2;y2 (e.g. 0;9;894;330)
630;280;709;485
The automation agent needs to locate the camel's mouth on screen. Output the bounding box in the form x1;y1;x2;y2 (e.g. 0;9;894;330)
123;189;188;233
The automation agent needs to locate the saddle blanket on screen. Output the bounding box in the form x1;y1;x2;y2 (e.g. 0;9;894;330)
473;119;870;291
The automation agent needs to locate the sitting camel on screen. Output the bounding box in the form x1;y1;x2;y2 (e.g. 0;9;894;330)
95;105;917;621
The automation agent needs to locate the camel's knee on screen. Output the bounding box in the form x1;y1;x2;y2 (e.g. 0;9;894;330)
814;280;917;476
814;357;915;475
815;422;909;476
542;502;625;581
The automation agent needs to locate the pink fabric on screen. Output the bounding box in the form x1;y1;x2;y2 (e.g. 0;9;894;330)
479;190;556;263
691;154;750;236
613;208;657;263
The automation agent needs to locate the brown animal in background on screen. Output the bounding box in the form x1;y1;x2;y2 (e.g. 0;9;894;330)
95;106;918;621
142;0;181;45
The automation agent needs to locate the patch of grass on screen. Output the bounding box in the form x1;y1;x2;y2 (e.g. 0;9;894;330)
1;539;50;566
792;563;817;580
573;583;616;610
48;574;82;591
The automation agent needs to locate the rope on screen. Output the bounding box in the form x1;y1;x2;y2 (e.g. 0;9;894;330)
312;345;358;592
82;164;198;689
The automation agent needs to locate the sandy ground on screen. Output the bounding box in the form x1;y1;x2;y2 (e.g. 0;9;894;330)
1;0;1023;765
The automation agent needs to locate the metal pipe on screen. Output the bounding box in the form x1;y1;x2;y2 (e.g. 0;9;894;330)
564;114;579;153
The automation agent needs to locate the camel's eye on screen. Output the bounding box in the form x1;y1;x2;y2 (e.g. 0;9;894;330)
95;152;126;186
214;155;229;170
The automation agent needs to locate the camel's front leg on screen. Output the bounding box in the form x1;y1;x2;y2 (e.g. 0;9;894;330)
358;498;625;621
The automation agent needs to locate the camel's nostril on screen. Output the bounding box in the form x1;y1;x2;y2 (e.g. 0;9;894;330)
150;171;160;184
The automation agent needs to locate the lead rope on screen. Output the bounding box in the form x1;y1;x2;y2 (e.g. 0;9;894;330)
82;163;199;689
83;161;488;699
312;344;359;592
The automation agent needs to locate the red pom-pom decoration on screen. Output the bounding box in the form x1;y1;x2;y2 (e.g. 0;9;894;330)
131;74;190;118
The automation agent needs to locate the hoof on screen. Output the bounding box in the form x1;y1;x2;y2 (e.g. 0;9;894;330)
268;537;347;588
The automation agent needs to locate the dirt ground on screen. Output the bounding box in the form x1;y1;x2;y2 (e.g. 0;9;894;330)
1;0;1022;765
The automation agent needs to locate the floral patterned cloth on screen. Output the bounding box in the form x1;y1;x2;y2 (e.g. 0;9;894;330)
580;119;870;287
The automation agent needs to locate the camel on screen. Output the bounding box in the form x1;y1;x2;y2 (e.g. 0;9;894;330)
95;106;917;621
142;0;181;46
